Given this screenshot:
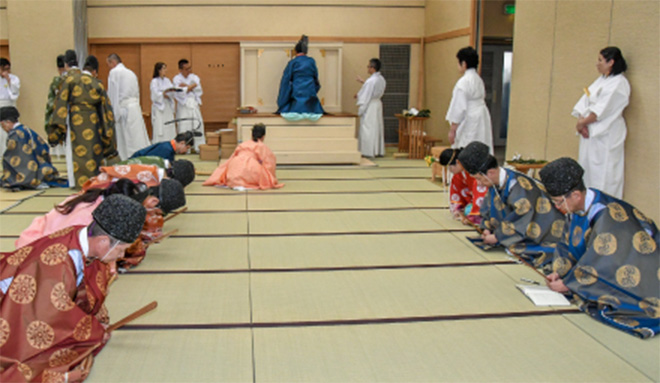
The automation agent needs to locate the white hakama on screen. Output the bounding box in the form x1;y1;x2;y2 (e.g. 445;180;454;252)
356;71;386;157
108;63;150;160
572;74;630;198
446;68;493;153
150;76;176;143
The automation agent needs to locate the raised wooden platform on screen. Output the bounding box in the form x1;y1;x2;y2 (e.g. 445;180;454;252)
236;114;361;165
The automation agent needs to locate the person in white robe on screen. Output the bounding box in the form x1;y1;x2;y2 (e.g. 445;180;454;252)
356;58;386;157
107;53;150;160
445;47;493;154
150;62;176;143
0;57;20;157
173;59;205;151
572;47;629;199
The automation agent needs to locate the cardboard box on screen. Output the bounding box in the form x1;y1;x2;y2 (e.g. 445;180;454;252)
199;144;219;161
207;132;220;146
220;143;236;159
220;130;237;144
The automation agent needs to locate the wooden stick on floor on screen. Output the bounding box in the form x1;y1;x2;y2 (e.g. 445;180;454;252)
163;207;188;223
195;170;212;176
152;229;179;244
107;301;158;333
509;252;548;280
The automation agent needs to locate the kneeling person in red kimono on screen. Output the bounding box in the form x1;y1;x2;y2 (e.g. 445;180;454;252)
0;194;146;382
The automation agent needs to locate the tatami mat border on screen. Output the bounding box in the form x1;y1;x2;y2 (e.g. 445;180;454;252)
119;309;582;331
124;260;516;275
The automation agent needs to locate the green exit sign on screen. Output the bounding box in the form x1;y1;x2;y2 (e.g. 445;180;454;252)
503;3;515;15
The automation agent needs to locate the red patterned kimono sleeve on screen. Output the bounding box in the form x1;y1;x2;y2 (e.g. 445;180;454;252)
0;228;107;382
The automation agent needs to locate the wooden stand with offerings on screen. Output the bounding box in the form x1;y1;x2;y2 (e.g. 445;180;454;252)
395;114;430;159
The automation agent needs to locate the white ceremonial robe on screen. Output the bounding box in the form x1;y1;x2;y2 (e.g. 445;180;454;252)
445;68;493;153
150;76;176;143
356;72;386;157
108;63;150;160
173;72;205;151
0;73;20;157
572;74;630;198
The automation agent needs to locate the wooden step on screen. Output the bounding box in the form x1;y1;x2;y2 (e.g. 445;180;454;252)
266;138;358;152
274;151;362;165
239;125;356;141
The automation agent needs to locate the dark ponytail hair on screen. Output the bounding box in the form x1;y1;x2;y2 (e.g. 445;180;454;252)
252;123;266;141
56;178;141;215
600;46;627;75
153;62;166;79
439;148;461;166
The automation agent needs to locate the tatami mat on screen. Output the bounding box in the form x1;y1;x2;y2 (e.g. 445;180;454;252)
247;210;445;235
88;329;253;383
1;196;59;213
168;212;247;236
277;168;373;179
366;167;431;178
0;237;16;252
106;274;250;325
0;188;42;201
248;233;488;269
0;214;39;236
250;266;553;323
379;178;444;191
132;237;248;271
250;179;390;193
397;191;449;207
252;316;652;382
247;193;415;211
184;194;246;211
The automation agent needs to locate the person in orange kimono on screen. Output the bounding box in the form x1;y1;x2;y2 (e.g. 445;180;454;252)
203;123;283;190
0;195;146;382
438;147;487;225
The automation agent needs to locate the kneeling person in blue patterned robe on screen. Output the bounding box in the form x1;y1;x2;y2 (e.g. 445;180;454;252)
457;141;565;268
1;106;65;189
540;157;659;338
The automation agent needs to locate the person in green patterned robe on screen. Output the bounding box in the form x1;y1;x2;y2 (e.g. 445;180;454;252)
458;141;565;268
44;54;66;132
47;50;117;189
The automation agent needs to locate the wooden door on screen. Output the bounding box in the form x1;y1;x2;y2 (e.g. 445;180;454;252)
192;43;240;129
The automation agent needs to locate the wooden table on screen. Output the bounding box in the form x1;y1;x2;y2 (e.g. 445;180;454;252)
507;162;547;178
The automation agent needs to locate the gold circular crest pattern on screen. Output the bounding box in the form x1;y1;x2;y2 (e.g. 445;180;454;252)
526;222;542;239
16;172;26;183
81;75;92;85
90;112;99;124
510;243;527;254
9;274;37;304
7;246;32;266
93;143;102;155
48;227;75;239
72;85;83;97
82;128;95;141
86;159;97;172
494;197;505;211
632;231;656;254
69;130;76;142
89;88;100;100
42;370;66;383
57;106;68;119
77;175;90;188
633;208;650;223
516;176;533;190
26;320;55;350
574;266;598;285
572;226;583;247
50;282;75;312
638;298;660;318
73;315;93;341
514;198;531;215
597;295;621;307
615;265;641;288
59;89;69;101
49;348;80;368
593;233;617;256
71;114;84;126
551;220;565;238
72;161;79;173
22;144;33;156
613;317;640;327
608;202;629;222
490;217;500;229
15;130;25;139
536;197;552;214
10;156;21;167
106;110;114;122
27;160;38;172
0;318;10;347
74;144;88;157
18;363;33;381
65;75;74;84
501;221;516;236
40;243;68;266
553;257;573;277
6;139;16;151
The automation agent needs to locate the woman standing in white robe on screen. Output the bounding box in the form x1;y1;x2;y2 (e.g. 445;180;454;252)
150;62;176;143
356;58;386;158
445;47;493;154
572;47;629;199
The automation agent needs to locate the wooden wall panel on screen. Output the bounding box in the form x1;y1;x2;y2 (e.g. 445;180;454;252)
139;43;192;113
191;43;240;124
90;44;141;92
0;44;8;60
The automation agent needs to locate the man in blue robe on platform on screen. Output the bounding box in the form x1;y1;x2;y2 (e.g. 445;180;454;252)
276;35;324;121
1;106;66;189
540;157;659;339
